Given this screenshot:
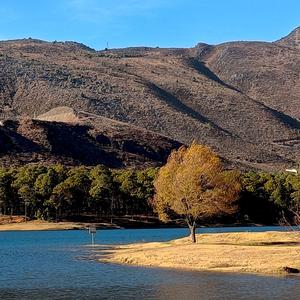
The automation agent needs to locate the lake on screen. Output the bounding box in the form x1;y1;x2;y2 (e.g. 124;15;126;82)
0;227;299;300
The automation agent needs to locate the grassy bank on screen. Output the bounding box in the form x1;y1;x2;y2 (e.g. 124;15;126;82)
0;215;185;231
99;231;300;276
0;220;120;231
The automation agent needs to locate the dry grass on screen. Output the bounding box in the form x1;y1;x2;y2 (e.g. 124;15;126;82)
0;220;89;231
36;106;80;123
99;231;300;275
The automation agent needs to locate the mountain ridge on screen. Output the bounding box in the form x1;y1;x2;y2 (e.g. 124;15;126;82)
0;27;299;170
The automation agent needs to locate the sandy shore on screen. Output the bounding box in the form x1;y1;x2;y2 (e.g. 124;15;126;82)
0;220;117;231
99;231;300;275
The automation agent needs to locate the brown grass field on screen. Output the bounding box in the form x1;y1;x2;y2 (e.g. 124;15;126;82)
99;231;300;276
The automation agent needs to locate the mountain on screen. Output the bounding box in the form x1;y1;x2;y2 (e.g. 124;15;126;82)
0;28;299;170
276;26;300;48
0;110;181;168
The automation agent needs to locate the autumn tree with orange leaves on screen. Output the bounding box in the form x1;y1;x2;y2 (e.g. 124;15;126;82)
153;143;241;243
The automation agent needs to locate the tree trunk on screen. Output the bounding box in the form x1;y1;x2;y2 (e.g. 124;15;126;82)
188;223;196;243
110;197;114;224
24;203;27;223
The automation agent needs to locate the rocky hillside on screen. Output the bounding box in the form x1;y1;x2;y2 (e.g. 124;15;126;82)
0;27;299;170
0;113;181;168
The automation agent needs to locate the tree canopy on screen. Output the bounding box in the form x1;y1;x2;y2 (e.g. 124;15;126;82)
153;143;241;242
0;164;158;222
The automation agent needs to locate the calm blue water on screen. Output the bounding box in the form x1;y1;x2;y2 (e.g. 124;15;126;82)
0;227;299;300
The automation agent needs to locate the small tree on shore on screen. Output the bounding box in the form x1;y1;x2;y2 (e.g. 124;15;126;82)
153;143;241;243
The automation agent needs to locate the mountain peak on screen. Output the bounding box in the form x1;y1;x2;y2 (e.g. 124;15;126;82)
275;26;300;47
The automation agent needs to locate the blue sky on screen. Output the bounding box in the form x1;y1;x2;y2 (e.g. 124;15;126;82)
0;0;299;49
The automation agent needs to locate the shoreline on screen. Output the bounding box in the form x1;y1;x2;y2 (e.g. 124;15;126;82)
0;217;281;232
0;220;292;232
0;220;121;231
98;231;300;276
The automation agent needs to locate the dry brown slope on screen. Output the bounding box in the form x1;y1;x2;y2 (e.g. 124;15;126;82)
201;28;300;125
0;29;299;169
0;114;181;168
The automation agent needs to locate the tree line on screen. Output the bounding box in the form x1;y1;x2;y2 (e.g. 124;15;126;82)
0;164;157;221
0;162;299;226
239;171;300;225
